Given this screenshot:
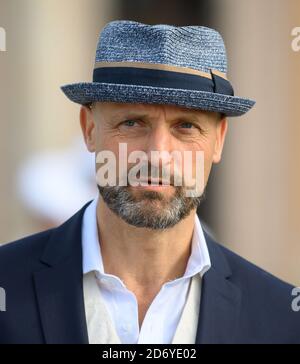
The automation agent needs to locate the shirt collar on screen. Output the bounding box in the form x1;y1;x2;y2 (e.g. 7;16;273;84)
82;195;103;275
82;195;211;279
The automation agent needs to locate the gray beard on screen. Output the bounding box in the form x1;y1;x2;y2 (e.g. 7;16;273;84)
97;185;205;230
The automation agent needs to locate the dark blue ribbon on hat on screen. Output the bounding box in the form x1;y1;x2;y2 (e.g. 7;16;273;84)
93;67;234;96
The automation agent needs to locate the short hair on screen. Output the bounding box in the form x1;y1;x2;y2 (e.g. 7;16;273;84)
83;102;93;109
219;112;226;120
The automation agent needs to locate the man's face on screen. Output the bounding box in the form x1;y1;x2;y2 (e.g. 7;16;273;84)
80;102;227;229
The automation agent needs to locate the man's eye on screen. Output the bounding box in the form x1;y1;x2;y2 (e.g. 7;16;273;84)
178;122;196;129
123;120;138;127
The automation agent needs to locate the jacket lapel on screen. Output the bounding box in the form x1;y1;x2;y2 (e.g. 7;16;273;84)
195;232;242;344
33;201;92;344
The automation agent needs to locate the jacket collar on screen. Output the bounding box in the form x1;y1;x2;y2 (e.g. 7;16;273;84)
33;201;92;344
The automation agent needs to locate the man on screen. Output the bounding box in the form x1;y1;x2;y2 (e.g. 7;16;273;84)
0;20;299;344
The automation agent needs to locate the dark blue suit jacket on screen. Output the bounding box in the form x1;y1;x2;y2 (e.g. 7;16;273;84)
0;200;299;344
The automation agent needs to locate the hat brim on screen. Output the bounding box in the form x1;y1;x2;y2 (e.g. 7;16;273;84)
61;82;255;117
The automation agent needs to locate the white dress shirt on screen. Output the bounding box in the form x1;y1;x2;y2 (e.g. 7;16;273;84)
81;195;211;344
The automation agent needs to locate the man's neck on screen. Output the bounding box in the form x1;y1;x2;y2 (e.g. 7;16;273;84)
96;198;196;290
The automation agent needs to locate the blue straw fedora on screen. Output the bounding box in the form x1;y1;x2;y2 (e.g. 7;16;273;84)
61;20;255;117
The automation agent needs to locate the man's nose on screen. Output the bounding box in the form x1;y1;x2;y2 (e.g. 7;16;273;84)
144;124;174;166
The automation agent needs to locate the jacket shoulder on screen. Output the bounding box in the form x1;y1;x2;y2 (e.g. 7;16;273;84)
211;238;300;342
217;241;295;290
0;229;54;274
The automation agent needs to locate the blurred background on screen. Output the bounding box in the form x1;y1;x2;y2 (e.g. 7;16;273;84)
0;0;300;285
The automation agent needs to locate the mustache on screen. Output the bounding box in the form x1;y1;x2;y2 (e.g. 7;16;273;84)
122;162;183;186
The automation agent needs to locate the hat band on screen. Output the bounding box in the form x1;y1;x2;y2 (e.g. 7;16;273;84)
93;62;234;96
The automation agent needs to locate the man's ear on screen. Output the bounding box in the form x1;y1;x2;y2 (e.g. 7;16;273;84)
212;118;228;164
80;105;96;152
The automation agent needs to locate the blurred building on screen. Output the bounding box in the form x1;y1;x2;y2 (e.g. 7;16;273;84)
0;0;119;237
